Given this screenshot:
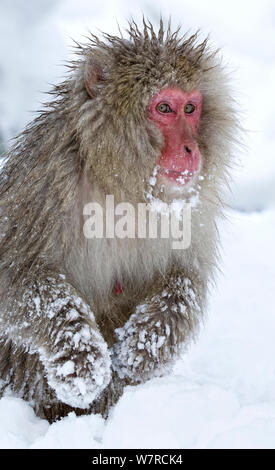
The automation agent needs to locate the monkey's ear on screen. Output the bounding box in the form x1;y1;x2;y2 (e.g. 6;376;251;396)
84;61;105;98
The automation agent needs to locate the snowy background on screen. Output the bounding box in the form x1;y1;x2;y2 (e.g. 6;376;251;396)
0;0;275;449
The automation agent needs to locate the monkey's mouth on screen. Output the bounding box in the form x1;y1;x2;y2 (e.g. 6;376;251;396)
158;167;196;185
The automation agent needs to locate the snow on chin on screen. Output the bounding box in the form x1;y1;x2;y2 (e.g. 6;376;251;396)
146;165;201;215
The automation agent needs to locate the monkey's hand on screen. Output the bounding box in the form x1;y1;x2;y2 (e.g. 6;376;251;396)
40;317;111;410
9;276;111;409
111;276;202;383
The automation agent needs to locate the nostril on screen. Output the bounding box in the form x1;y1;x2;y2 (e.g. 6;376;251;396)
184;146;192;154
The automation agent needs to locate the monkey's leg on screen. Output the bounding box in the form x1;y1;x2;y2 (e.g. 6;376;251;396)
111;273;203;383
0;275;111;411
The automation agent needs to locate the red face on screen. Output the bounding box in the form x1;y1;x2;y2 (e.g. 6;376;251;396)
149;88;203;185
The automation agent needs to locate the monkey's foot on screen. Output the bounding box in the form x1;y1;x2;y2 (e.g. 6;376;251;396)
40;325;111;409
111;305;178;383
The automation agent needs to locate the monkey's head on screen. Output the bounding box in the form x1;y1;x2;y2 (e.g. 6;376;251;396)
76;20;236;204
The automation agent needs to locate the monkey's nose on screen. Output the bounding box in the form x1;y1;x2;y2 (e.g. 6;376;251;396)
184;145;192;154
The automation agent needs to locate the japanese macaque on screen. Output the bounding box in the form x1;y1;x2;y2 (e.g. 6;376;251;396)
0;20;236;422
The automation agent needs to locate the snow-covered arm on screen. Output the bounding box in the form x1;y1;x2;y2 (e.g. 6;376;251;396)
0;275;111;409
111;271;203;382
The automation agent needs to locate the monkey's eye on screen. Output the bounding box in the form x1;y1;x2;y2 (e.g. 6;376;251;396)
184;103;196;114
157;103;174;113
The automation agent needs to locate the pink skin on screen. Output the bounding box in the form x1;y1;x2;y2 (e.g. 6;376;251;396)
115;281;123;295
149;88;203;185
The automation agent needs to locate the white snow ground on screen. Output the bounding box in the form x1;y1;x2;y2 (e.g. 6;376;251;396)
0;209;275;449
0;0;275;450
